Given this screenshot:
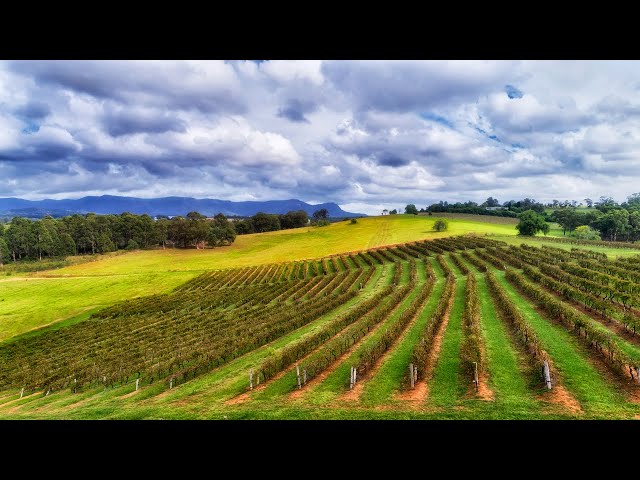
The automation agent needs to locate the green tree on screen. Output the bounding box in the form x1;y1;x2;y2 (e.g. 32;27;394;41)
483;197;500;207
572;225;601;240
279;210;308;229
0;237;9;267
96;231;116;253
551;208;584;236
433;219;448;232
168;216;188;247
405;204;418;215
126;239;140;250
389;209;398;215
207;224;236;247
592;209;629;241
516;210;550;236
6;217;34;260
186;212;209;249
32;221;55;260
312;208;329;220
55;233;76;256
233;219;254;235
584;198;593;208
154;218;169;249
251;212;281;233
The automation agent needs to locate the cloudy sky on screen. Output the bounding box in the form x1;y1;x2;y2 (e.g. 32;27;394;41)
1;60;639;215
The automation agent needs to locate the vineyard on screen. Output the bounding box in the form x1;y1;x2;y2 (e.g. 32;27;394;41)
2;233;640;419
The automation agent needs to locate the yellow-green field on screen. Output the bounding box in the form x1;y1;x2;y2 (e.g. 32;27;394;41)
1;214;639;344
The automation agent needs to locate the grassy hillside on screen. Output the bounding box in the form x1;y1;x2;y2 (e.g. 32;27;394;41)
1;214;638;344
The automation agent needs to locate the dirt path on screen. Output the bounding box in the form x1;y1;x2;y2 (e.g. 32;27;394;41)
542;384;583;414
476;371;494;401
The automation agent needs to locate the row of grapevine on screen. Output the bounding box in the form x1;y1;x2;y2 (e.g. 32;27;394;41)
459;273;483;386
436;254;453;276
408;273;457;387
450;254;470;275
460;251;487;272
523;235;639;249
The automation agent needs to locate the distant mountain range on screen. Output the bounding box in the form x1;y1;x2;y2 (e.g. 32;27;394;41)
0;195;366;219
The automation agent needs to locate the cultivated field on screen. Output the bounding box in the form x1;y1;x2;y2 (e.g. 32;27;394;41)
0;215;520;341
1;225;640;419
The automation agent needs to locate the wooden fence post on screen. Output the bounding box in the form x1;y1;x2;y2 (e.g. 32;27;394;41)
473;362;479;391
543;361;552;389
414;365;418;385
296;365;301;389
249;368;254;390
20;388;24;399
135;378;139;391
409;363;415;389
303;369;307;385
636;367;640;384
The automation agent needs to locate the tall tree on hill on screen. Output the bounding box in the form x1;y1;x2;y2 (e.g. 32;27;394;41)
279;210;309;229
32;221;54;260
186;211;209;248
0;237;9;267
483;197;500;207
405;204;418;215
6;217;34;260
251;212;281;232
551;208;584;236
516;210;549;236
312;208;329;220
154;218;169;249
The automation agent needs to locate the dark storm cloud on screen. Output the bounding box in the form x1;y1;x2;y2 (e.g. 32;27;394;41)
102;106;186;137
276;99;317;123
9;60;247;114
376;154;408;167
14;101;50;119
322;60;518;112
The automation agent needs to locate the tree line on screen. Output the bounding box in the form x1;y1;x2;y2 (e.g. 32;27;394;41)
0;208;333;265
398;194;640;242
0;211;236;264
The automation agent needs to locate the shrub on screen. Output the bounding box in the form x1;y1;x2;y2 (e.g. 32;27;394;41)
433;219;448;232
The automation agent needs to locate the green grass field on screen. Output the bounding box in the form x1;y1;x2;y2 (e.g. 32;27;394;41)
2;215;640;419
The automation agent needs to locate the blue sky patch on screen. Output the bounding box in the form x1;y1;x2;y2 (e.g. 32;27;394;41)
505;84;524;99
22;122;40;134
420;112;455;129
